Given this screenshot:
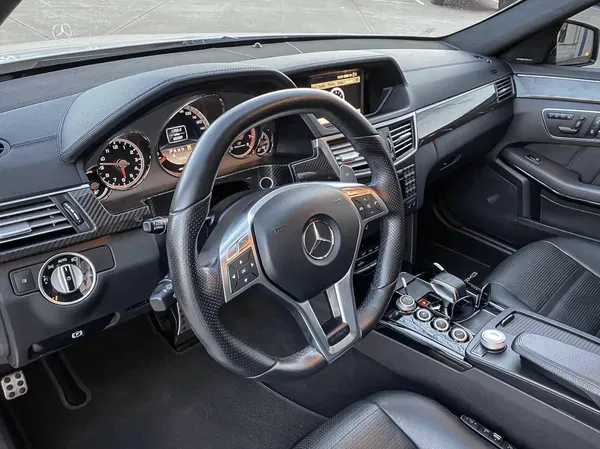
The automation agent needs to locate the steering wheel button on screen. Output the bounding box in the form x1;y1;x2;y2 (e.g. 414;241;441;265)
238;272;257;288
237;233;251;250
235;250;251;267
352;199;367;218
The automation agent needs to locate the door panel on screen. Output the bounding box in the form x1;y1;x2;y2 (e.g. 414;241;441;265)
440;73;600;251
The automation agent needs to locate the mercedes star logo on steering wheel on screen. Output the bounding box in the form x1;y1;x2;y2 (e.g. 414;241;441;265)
302;220;335;260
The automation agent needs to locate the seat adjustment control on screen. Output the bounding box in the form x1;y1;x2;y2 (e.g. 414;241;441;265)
461;415;517;449
558;126;578;134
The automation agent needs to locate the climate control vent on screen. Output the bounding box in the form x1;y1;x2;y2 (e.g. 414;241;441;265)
330;138;369;173
388;118;414;159
495;77;514;103
0;198;75;250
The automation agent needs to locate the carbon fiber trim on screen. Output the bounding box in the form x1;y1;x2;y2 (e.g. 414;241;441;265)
216;164;294;190
0;187;149;263
292;147;339;181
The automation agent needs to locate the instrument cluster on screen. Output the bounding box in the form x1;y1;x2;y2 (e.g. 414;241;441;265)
86;93;276;199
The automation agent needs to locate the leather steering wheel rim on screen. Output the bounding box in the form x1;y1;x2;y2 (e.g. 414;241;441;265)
167;88;404;380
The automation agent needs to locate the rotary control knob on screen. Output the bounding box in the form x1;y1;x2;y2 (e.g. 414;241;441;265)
481;329;507;352
432;317;450;332
39;253;96;305
51;264;84;294
450;327;469;343
415;308;433;322
396;295;417;313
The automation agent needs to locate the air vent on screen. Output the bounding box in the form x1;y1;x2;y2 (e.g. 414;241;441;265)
329;117;415;176
0;198;75;250
330;138;369;173
495;77;514;103
0;140;8;158
388;118;414;159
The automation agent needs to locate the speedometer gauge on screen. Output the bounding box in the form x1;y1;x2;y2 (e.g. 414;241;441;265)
228;128;257;159
98;132;150;190
157;103;211;176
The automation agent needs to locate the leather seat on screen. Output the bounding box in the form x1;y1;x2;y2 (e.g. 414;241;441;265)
293;391;494;449
485;237;600;337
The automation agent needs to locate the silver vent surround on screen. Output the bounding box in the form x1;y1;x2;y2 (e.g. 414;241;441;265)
0;196;75;248
322;113;417;178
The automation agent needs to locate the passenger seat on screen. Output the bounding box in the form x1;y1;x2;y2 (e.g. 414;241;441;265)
485;237;600;337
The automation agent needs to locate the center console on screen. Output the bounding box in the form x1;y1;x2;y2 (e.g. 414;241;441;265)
368;267;600;449
381;270;500;366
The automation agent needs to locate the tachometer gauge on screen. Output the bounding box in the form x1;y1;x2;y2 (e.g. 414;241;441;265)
86;167;110;200
98;132;150;190
228;128;257;159
256;128;274;156
157;103;211;176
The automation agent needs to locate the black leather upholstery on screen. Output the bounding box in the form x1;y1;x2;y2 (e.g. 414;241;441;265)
485;237;600;337
294;391;494;449
513;333;600;409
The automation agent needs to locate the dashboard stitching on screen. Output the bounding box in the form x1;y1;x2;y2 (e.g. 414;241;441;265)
60;65;280;158
57;93;81;166
11;134;57;148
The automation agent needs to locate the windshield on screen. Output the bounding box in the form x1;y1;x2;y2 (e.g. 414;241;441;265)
1;0;522;49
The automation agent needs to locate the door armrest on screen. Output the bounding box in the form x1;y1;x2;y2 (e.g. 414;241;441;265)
513;333;600;408
501;146;600;205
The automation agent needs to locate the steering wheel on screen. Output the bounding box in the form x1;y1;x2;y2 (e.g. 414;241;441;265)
167;88;404;380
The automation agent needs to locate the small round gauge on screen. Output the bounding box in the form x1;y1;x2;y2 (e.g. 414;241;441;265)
157;103;211;176
229;128;257;159
97;133;150;190
86;168;110;200
256;128;274;157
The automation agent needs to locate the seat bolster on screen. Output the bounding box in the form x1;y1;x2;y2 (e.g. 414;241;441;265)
369;391;495;449
486;283;534;312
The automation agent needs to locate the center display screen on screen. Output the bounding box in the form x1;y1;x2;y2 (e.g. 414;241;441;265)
309;69;363;125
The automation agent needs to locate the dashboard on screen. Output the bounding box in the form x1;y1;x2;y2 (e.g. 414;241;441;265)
0;38;515;368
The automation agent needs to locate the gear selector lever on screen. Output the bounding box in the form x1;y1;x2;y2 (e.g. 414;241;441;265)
430;267;467;316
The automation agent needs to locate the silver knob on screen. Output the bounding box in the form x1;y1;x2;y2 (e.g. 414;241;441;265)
432;317;450;332
450;327;469;343
481;329;506;352
396;295;417;313
415;308;433;322
50;264;84;294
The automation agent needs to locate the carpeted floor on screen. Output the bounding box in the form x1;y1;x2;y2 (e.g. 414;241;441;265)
8;317;325;449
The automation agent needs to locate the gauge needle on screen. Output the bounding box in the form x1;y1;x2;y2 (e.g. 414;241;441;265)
121;167;127;179
99;162;122;166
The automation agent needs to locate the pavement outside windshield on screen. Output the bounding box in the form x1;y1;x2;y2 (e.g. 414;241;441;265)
0;0;531;45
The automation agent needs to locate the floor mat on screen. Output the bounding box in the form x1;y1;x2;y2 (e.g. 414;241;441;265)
8;317;324;449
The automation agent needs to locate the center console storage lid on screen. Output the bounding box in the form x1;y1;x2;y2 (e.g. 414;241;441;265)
513;333;600;409
466;309;600;430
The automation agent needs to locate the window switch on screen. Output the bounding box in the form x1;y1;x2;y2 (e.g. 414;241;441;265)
10;269;36;295
526;154;542;164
